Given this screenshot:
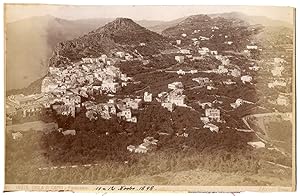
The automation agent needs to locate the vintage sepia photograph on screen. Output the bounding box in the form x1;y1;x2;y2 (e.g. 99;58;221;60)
3;3;296;192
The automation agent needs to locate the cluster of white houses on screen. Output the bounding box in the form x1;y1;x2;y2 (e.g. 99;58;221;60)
127;136;158;153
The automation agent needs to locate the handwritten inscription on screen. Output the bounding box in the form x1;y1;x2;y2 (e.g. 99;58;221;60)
96;185;155;191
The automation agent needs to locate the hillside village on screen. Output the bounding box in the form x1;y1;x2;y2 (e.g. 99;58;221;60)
6;14;293;183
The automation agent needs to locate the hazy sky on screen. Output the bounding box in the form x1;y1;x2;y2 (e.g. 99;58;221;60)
5;4;294;23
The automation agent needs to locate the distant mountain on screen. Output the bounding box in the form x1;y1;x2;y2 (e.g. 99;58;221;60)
49;18;174;67
209;12;293;28
162;14;263;52
139;17;187;33
5;15;113;90
162;14;251;37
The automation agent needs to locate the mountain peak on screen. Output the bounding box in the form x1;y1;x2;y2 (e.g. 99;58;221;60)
94;17;143;34
183;14;211;22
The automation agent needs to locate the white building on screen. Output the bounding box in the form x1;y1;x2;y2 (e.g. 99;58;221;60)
62;129;76;136
176;40;181;45
271;65;284;77
169;94;186;107
203;123;219;133
175;56;184;63
101;81;120;93
198;47;209;55
277;95;289;106
231;69;241;78
181;33;187;37
127;145;136;152
225;41;233;45
274;58;286;64
241;75;253;84
190;70;198;74
162;102;174;112
168;82;183;90
180;49;190;54
144;92;152;102
230;98;244;109
268;80;287;88
247;141;265;149
116;51;125;58
177;69;185;75
246;45;258;50
205;108;220;122
192;77;210;86
199;36;209;41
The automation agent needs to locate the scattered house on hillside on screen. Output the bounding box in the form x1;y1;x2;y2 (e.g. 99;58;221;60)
125;54;134;61
223;79;236;85
200;116;210;124
135;146;148;153
274;57;286;64
271;65;284;77
62;129;76;136
192;77;210;86
230;68;241;78
124;98;142;110
143;137;158;145
246;45;258;50
176;40;181;45
190;70;198;74
157;92;168;99
277;94;289;106
243;50;251;56
203;123;219;133
169;94;186;107
127;145;136;152
205;108;221;122
268;80;287;88
176;132;189;137
12;132;23;140
127;116;137;123
216;65;228;74
247;141;265;149
116;51;125;58
198;102;212;109
177;69;186;75
207;85;217;90
225;41;233;45
249;65;260;71
162;102;174;112
211;26;219;30
127;137;158;154
241;75;253;84
230;98;244;109
175;56;184;63
101;80;120;93
181;33;187;37
192;56;203;62
199;36;209;41
117;108;132;120
139;42;146;46
198;47;210;55
180;49;191;54
144;92;152;102
168;82;183;90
